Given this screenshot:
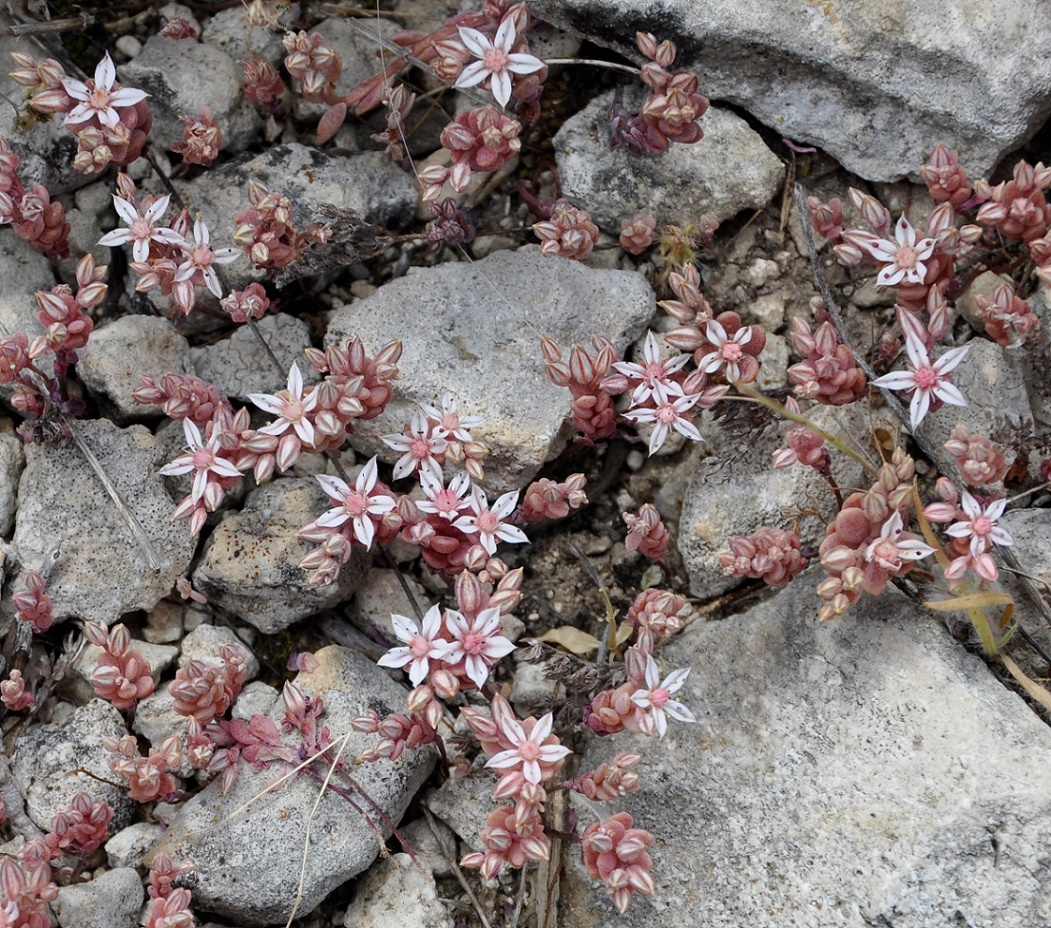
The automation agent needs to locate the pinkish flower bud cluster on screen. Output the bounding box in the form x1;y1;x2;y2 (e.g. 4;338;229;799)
973;283;1040;349
924;480;1012;586
283;31;342;103
619;214;657;255
660;264;713;325
425;198;479;245
626;588;689;642
542;335;619;441
610;33;708;155
242;56;286;112
0;138;70;259
104;733;182;802
219;283;272;323
580;812;656;914
9;51;72;111
719;527;808;588
147;853;194;899
622;503;670;561
441;105;522;173
786;315;867;405
169;643;248;725
806;195;845;241
567;753;641;801
772;419;831;475
533;198;600;260
920;144;973;208
40;792;114;858
0;858;58;928
83;621;156;710
974;159;1051;243
943;425;1008;487
134;372;233;427
0;670;33;712
815;449;931;621
142;888;195;928
517;474;587;522
12;570;54;633
383;392;489;482
232;180;327;272
160;17;198;39
172;105;222;166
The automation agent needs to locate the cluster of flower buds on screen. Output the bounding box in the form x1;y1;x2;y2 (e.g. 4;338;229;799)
0;138;70;258
232;180;327;272
242;56;286;112
943;425;1008;487
626;587;690;642
0;857;58;928
622;503;670;560
517;473;587;522
172;105;222;167
619;214;657;255
104;733;183;802
972;282;1040;349
610;33;708;155
533;198;600;260
542;335;620;442
13;570;54;633
84;621;156;711
786;313;867;406
719;526;808;588
169;643;248;725
0;670;32;712
815;449;931;621
580;811;656;913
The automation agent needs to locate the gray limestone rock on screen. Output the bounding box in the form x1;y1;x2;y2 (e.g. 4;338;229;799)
12;699;134;834
11;419;196;624
326;247;655;492
120;34;260;153
106;821;165;869
77;316;193;419
560;577;1051;927
151;645;435;924
0;428;24;536
54;867;144;928
192;478;369;633
342;854;452;928
190;312;312;403
529;0;1051;182
0;229;59;335
555;91;784;233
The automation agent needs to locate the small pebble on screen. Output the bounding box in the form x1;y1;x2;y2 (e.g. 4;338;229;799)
115;35;142;59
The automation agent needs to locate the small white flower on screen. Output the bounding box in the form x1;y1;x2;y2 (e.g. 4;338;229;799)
455;18;545;108
859;215;937;287
487;711;572;784
376;604;450;686
314;457;396;550
420;392;483;443
454;487;528;554
870;333;969;430
174;216;239;298
159;418;243;504
62;53;148;129
945;491;1012;557
863;511;936;571
629;654;695;738
249;362;319;446
98;194;185;262
625;392;703;455
416;470;472;521
697;317;753;383
441;607;516;688
612;331;689;405
382;407;446;482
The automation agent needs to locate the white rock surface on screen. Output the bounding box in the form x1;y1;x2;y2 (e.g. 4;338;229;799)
555;91;784;233
12;699;134;833
530;0;1051;181
0;428;24;536
343;854;452;928
560;577;1051;927
0;230;59;334
106;821;165;869
326;247;654;492
11;419;197;624
152;645;435;924
54;867;144;928
192;478;369;633
78;316;192;419
120;34;261;153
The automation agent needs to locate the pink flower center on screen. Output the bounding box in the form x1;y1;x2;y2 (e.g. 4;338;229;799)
409;635;433;659
460;632;486;656
484;48;509;74
971;515;992;537
283;398;305;421
720;342;744;363
913;366;939;390
192;447;216;469
650;688;670;708
88;85;113;112
129;217;153;241
343;490;368;519
655;405;678;425
478;511;500;534
895;245;918;269
517;740;541;761
190;244;215;271
410;436;432;461
871;539;899;569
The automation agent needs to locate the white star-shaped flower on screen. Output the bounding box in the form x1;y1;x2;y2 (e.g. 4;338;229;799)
629;654;695;738
859;215;937;287
376;604;451;686
455;18;545;108
98;194;185;263
62;53;148;129
870;333;969;430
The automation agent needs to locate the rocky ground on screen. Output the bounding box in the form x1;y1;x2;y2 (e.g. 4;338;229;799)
1;1;1050;927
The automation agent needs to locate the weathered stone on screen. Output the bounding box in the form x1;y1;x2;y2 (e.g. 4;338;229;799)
560;577;1051;927
326;247;654;492
152;646;435;924
529;0;1051;181
11;419;196;624
342;854;452;928
555;91;784;232
192;478;369;633
54;867;144;928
